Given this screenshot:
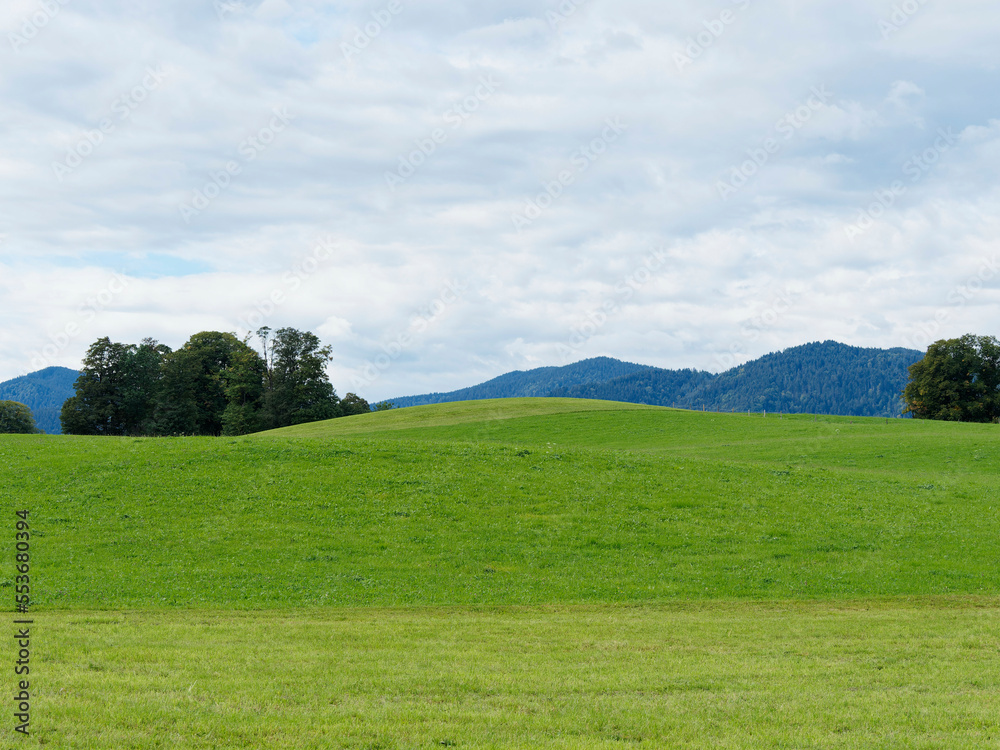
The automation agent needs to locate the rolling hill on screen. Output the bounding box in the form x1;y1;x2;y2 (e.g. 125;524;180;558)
0;365;78;434
6;397;999;609
390;341;924;417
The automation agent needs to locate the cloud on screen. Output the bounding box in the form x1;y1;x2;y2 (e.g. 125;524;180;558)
1;0;999;400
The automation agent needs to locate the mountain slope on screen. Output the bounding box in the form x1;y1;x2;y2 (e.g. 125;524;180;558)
556;342;922;417
551;368;712;407
387;356;653;408
685;341;922;416
395;342;924;418
0;366;79;434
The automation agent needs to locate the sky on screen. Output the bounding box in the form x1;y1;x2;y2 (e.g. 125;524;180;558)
1;0;999;402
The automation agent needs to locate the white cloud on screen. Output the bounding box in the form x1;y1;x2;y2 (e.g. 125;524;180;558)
1;0;999;400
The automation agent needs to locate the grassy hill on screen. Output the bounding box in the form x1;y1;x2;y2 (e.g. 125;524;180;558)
4;398;998;608
3;399;998;747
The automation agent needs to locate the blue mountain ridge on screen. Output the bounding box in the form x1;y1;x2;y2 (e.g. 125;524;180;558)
389;341;924;418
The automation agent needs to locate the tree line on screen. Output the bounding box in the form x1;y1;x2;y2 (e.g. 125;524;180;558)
59;327;377;436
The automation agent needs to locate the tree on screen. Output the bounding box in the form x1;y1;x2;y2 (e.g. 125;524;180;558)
904;334;1000;422
155;332;265;436
61;337;168;435
340;393;371;416
221;339;268;436
259;327;341;428
152;347;200;435
0;401;41;434
122;338;171;434
373;401;396;411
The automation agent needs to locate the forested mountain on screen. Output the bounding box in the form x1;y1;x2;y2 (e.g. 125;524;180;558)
396;342;925;418
0;366;79;434
693;342;922;415
551;368;713;406
554;342;923;417
388;357;653;408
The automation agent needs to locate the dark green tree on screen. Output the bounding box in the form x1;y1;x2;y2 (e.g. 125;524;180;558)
155;332;264;436
61;337;160;435
122;338;171;434
340;392;371;416
904;334;1000;422
221;339;268;436
152;348;200;435
0;401;41;434
259;327;341;428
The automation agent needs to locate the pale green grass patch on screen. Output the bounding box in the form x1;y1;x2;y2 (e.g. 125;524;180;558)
20;599;1000;749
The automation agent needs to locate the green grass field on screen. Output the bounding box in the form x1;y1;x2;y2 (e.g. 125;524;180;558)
2;399;999;747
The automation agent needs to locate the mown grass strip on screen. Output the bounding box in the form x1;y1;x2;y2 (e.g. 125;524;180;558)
25;599;1000;749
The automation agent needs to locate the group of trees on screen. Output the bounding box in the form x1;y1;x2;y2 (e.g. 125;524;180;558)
60;327;373;437
903;334;1000;422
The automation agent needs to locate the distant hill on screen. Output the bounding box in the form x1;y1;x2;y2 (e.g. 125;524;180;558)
393;342;925;418
554;342;923;417
388;356;653;409
0;366;79;434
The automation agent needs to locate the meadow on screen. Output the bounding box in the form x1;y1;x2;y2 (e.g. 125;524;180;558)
2;399;999;747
